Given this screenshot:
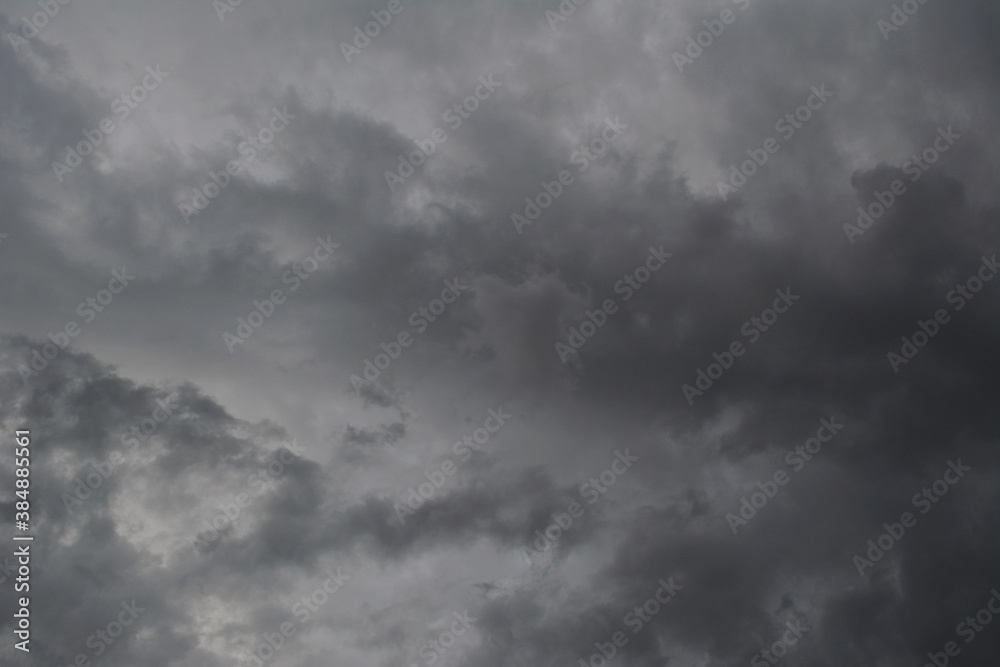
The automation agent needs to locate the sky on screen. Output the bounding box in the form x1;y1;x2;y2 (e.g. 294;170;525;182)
1;0;999;666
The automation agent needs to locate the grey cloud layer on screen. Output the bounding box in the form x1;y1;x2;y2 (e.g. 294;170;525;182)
1;0;999;666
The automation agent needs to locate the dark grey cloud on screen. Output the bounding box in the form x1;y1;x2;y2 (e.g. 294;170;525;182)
1;0;999;665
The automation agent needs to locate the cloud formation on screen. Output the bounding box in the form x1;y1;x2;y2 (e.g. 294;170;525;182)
1;0;999;666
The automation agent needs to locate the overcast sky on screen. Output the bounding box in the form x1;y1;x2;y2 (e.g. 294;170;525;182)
1;1;999;666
